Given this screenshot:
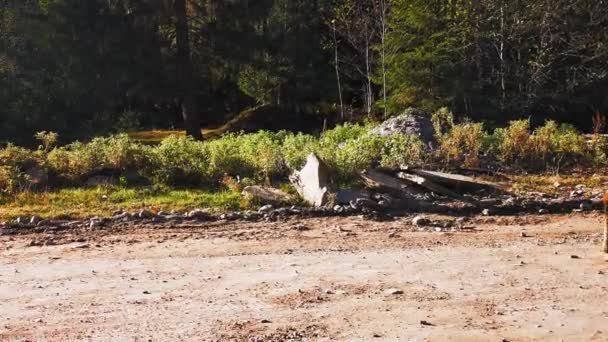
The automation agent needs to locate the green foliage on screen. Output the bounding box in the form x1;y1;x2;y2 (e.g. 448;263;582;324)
281;133;319;170
34;131;58;152
152;135;209;185
47;135;150;182
431;107;454;138
114;111;142;133
437;122;486;167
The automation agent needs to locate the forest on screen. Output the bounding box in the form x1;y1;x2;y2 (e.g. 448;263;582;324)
2;0;608;145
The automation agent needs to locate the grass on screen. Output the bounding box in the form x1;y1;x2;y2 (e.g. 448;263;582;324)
0;186;248;221
507;174;608;196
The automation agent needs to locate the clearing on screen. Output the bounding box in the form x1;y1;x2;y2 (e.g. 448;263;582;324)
1;213;608;341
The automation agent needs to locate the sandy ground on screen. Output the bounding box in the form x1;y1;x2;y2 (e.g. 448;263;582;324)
1;213;608;341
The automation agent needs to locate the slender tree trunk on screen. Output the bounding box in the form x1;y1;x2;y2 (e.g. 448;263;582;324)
499;2;506;112
174;0;202;140
380;0;387;119
333;23;344;121
365;30;372;116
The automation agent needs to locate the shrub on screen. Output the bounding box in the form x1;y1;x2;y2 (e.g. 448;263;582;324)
34;131;59;153
379;134;425;169
281;133;319;170
237;131;284;181
437;122;486;167
152;135;209;185
431;107;454;138
47;135;149;182
318;123;370;163
494;119;533;165
531;121;588;172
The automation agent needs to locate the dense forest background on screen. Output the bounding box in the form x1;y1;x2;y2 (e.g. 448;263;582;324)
2;0;608;145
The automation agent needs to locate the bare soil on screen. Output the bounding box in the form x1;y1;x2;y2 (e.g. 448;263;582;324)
2;214;608;341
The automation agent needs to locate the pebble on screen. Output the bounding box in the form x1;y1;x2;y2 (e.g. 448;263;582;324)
385;288;404;295
412;215;430;227
258;205;274;213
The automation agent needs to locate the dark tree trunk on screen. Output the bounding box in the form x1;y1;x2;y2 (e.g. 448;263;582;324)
174;0;202;140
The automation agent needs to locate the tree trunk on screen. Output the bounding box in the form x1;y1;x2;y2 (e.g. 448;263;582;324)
333;23;344;121
380;0;387;120
174;0;202;140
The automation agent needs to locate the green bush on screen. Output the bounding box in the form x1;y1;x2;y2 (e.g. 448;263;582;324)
437;122;486;167
152;135;209;185
47;134;149;182
281;133;319;170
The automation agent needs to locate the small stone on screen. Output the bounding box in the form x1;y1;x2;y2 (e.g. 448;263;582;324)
385;288;404;295
142;290;151;294
138;209;154;219
412;215;430;226
538;209;547;215
580;201;593;211
598;270;605;275
324;289;334;295
482;209;491;216
420;320;434;326
261;319;272;324
520;232;529;238
570;255;580;259
294;224;309;231
187;209;210;220
258;204;274;213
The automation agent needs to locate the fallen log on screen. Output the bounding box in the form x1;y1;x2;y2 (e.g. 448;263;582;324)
360;169;422;199
396;172;464;200
408;169;498;191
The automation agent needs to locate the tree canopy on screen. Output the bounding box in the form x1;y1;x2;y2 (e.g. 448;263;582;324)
2;0;608;144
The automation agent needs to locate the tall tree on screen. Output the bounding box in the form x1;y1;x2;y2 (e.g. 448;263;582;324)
174;0;202;140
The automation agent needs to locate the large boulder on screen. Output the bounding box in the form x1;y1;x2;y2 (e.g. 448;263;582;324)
370;108;436;146
289;153;333;207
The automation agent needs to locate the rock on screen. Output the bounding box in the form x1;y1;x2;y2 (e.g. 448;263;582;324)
580;201;593;211
258;204;274;213
138;209;154;219
85;175;117;187
570;190;585;198
333;205;345;214
385;288;404;295
336;189;370;205
242;186;292;204
187;209;211;220
538;209;547;215
412;215;431;226
289;153;333;207
24;166;48;188
570;255;580;259
420;320;435;326
369;108;436;146
350;198;377;210
482;208;491;216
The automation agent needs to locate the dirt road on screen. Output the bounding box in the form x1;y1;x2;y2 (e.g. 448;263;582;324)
2;214;608;341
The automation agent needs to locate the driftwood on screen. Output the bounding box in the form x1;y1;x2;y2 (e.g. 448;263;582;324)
396;172;463;200
242;186;293;204
360;169;421;199
408;169;497;191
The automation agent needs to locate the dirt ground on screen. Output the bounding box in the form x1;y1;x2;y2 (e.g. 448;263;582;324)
2;213;608;341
